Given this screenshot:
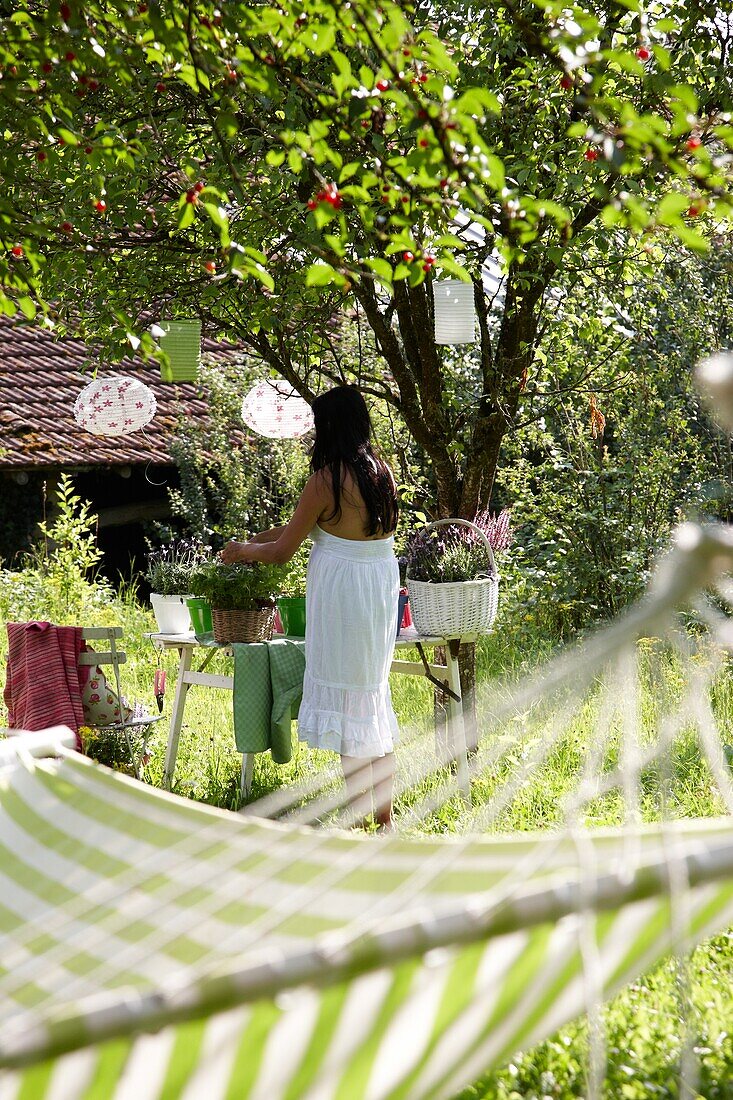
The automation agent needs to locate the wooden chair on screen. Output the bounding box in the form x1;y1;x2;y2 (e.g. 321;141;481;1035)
79;627;162;779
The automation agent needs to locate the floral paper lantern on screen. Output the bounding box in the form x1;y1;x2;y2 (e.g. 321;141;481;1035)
73;376;157;437
241;380;314;439
158;319;201;382
434;280;476;344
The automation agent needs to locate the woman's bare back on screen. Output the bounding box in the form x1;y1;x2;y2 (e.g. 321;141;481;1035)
316;466;395;541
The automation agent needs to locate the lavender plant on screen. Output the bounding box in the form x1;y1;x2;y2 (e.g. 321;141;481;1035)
405;510;511;583
145;539;210;596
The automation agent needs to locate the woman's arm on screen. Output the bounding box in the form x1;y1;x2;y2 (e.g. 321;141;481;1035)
221;475;329;565
249;525;286;544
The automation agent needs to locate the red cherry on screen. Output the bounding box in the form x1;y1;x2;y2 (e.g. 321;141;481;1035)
439;178;448;189
65;51;76;62
84;145;93;154
79;74;88;85
41;60;53;74
137;2;148;11
422;262;431;273
11;246;23;257
424;255;435;266
375;79;390;92
559;74;573;90
686;136;701;150
204;260;216;273
194;180;205;193
36;151;47;162
402;49;411;57
687;203;701;216
226;68;238;81
380;195;389;203
186;189;198;204
88;78;98;90
156;81;166;93
263;55;275;66
94;199;106;212
445;122;457;130
418;138;429;148
61;221;73;233
584;147;598;161
402;251;414;262
636;46;651;61
418;72;428;83
306;199;317;210
60;3;71;21
401;195;409;203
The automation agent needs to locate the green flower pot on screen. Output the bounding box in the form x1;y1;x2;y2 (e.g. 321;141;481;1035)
277;596;306;637
159;319;202;382
186;596;213;636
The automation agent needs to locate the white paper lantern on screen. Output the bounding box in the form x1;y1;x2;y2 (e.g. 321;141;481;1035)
434;280;476;344
73;376;157;437
241;379;314;439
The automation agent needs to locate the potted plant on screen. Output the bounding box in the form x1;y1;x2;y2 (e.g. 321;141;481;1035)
276;545;309;637
191;561;287;644
146;540;203;634
405;510;511;637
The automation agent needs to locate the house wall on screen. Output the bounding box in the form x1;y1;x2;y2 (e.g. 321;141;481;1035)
0;466;176;579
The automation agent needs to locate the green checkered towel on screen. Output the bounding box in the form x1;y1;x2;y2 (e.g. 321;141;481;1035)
232;639;305;764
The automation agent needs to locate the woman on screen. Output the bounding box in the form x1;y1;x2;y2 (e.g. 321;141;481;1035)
222;385;400;828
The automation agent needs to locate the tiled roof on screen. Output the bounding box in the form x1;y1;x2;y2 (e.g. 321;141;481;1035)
0;316;234;468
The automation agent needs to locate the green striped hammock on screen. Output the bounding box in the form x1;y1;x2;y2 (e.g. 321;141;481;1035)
1;730;733;1100
6;521;733;1099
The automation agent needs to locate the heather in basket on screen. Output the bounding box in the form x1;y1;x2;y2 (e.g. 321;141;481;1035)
405;509;511;583
404;511;510;637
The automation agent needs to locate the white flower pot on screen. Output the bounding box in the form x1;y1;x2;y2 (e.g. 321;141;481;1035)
150;593;192;634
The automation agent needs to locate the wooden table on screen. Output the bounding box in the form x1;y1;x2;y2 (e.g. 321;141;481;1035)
148;629;470;803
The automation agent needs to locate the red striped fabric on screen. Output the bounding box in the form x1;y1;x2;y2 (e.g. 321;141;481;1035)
4;622;85;749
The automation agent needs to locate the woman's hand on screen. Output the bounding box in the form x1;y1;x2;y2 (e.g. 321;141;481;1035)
221;540;250;564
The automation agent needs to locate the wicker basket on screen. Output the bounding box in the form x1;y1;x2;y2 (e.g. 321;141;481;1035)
406;519;500;638
212;605;276;644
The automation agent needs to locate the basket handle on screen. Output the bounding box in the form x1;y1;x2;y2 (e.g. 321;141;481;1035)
418;518;497;576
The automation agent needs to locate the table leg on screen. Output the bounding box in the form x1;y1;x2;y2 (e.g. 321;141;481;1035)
240;753;254;805
162;646;193;790
446;639;470;803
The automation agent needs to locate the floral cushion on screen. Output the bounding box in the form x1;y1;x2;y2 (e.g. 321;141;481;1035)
81;653;133;728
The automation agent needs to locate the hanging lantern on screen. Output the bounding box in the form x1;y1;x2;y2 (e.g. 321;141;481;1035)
158;319;201;382
433;280;476;344
241;379;314;439
73;376;156;437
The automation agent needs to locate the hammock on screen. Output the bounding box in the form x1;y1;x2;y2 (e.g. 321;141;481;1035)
1;729;733;1100
4;519;733;1098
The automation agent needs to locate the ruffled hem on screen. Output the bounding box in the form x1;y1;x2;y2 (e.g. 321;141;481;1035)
298;705;399;758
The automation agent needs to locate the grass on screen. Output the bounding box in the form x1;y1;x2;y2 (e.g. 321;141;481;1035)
2;567;733;1098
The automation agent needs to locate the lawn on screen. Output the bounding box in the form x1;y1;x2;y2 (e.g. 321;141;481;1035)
2;568;733;1099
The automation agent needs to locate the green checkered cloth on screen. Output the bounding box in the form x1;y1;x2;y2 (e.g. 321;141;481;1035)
232;638;305;763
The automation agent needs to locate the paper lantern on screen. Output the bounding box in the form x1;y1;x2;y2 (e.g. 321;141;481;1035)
434;280;476;344
73;376;157;437
159;319;201;382
241;380;314;439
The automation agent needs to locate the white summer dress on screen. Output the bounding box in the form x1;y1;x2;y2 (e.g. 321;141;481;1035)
297;525;400;758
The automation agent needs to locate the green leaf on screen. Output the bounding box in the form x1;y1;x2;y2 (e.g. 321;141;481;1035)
178;202;196;229
17;295;36;319
305;263;339;287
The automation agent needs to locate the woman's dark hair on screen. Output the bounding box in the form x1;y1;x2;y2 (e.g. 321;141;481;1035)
310;386;398;536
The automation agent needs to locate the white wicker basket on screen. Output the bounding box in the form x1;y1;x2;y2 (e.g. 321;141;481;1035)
406;519;500;637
